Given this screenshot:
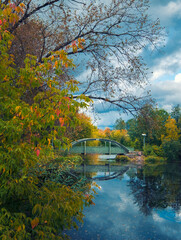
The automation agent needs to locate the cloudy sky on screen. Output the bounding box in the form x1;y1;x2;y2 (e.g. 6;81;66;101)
148;0;181;108
78;0;181;129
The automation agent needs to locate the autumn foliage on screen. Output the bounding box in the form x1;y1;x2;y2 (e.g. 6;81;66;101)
0;2;93;239
161;116;180;142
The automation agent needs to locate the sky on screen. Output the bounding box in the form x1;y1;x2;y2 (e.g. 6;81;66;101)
77;0;181;129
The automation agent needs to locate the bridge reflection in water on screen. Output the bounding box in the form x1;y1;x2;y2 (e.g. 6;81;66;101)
69;138;130;155
75;163;129;180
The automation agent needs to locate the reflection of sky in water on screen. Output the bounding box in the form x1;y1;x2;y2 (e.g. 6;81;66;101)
154;208;181;223
66;172;181;240
94;171;114;178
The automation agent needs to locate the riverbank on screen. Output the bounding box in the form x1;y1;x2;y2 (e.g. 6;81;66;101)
126;151;145;165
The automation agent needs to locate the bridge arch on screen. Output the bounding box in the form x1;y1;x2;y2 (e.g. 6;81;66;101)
70;138;130;155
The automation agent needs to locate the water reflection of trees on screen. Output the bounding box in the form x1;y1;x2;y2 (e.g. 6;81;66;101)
128;162;181;216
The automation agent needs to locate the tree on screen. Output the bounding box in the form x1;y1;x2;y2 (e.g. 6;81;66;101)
92;128;106;139
126;118;138;140
171;104;181;124
104;127;111;139
161;115;181;161
162;140;181;161
171;104;181;131
5;0;164;113
110;129;130;145
114;118;125;130
126;105;169;148
0;3;93;239
65;112;96;141
161;116;180;142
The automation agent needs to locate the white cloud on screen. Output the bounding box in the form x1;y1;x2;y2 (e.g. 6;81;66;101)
76;68;92;83
160;104;173;113
175;209;181;222
152;212;165;223
162;1;181;18
150;72;181;110
93;111;131;128
175;73;181;83
80;105;131;128
150;49;181;82
151;0;181;23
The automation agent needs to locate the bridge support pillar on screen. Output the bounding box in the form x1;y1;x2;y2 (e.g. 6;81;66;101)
83;163;86;176
109;141;111;155
84;141;86;155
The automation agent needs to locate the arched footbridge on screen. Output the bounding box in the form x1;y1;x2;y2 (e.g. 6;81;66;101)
69;138;130;155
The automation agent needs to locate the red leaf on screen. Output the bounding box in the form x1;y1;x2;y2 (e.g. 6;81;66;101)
85;194;89;198
56;109;60;117
36;149;40;157
72;40;76;46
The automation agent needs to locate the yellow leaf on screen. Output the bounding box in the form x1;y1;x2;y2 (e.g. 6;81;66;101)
51;115;54;120
15;6;21;14
15;106;21;112
20;3;25;8
48;138;51;145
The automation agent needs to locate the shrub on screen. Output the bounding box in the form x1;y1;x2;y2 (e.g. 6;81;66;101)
152;145;164;157
115;155;130;162
143;144;155;156
145;156;165;164
162;140;181;161
143;144;164;157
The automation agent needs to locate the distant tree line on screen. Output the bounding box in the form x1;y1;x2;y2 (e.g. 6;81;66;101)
114;104;181;161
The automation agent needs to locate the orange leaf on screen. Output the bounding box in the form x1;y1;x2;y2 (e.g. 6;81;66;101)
17;226;21;232
54;61;58;68
31;217;39;229
59;118;64;127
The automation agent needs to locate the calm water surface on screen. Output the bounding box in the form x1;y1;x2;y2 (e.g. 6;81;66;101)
67;155;181;240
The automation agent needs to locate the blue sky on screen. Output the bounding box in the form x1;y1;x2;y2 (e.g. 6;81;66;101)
77;0;181;129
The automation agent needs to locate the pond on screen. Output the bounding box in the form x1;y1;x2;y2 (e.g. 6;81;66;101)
66;155;181;240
